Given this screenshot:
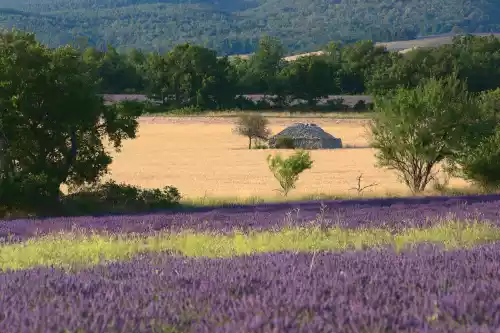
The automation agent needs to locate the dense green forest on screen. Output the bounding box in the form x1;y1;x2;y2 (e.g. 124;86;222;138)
0;0;500;54
75;34;500;108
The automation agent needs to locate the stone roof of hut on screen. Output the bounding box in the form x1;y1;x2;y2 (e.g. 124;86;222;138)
271;123;338;140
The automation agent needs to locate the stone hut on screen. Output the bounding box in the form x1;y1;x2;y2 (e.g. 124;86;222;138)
268;123;343;149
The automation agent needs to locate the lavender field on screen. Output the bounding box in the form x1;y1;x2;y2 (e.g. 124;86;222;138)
2;195;500;332
2;194;500;242
1;246;500;332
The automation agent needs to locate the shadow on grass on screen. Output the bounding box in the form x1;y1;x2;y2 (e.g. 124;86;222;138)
177;187;498;213
2;186;499;221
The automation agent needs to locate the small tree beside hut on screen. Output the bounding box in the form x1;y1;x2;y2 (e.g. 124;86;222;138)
233;113;271;149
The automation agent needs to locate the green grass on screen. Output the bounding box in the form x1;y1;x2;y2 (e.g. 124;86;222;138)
179;186;485;208
1;186;488;220
1;220;499;272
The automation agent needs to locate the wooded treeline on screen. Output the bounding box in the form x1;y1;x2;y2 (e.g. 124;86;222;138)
81;34;500;111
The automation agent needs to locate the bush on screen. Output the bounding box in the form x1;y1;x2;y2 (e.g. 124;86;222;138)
234;95;257;110
141;100;164;113
61;181;181;215
275;136;295;149
169;106;203;115
326;98;349;111
0;173;64;217
267;150;313;196
447;88;500;191
252;139;269;149
353;99;367;111
452;130;500;191
254;99;272;110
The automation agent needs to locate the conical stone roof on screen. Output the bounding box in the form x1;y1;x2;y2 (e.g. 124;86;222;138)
272;123;338;140
268;123;343;149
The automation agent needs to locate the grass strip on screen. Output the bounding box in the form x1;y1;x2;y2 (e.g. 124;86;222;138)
1;220;499;272
179;186;484;207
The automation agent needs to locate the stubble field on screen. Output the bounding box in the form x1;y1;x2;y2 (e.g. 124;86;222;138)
106;116;469;199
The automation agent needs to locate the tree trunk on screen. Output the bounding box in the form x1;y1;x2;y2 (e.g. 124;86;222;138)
0;137;4;175
248;137;252;149
46;129;78;214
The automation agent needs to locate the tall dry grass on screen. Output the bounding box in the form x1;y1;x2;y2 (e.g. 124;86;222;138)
105;117;470;199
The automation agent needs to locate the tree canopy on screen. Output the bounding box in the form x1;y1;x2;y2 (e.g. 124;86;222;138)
0;30;142;214
369;75;499;193
95;34;500;106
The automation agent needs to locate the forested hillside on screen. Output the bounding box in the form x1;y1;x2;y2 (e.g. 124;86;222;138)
0;0;499;54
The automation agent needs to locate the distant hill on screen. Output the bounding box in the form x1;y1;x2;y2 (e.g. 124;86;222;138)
228;33;500;61
278;32;500;61
376;32;500;51
0;0;499;55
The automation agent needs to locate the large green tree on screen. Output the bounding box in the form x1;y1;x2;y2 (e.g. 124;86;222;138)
281;55;337;106
368;35;500;95
148;43;237;109
82;45;143;93
447;88;500;190
339;40;392;94
322;41;345;92
144;51;170;104
451;35;500;93
248;36;285;96
369;75;484;193
230;56;256;94
367;48;456;94
0;30;142;213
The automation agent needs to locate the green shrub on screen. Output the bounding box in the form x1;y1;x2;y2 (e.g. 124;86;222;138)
267;150;313;196
252;139;269;149
169;106;203;115
453;130;500;191
253;143;268;149
326;98;349;111
142;100;163;113
234;96;258;110
353;99;367;111
0;173;63;217
61;181;181;215
254;99;272;110
447;88;500;191
275;136;295;149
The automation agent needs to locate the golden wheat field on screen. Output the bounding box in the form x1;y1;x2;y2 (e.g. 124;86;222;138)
105;116;469;199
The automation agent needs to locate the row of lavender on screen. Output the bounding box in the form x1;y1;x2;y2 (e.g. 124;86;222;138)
1;244;499;332
2;195;500;242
